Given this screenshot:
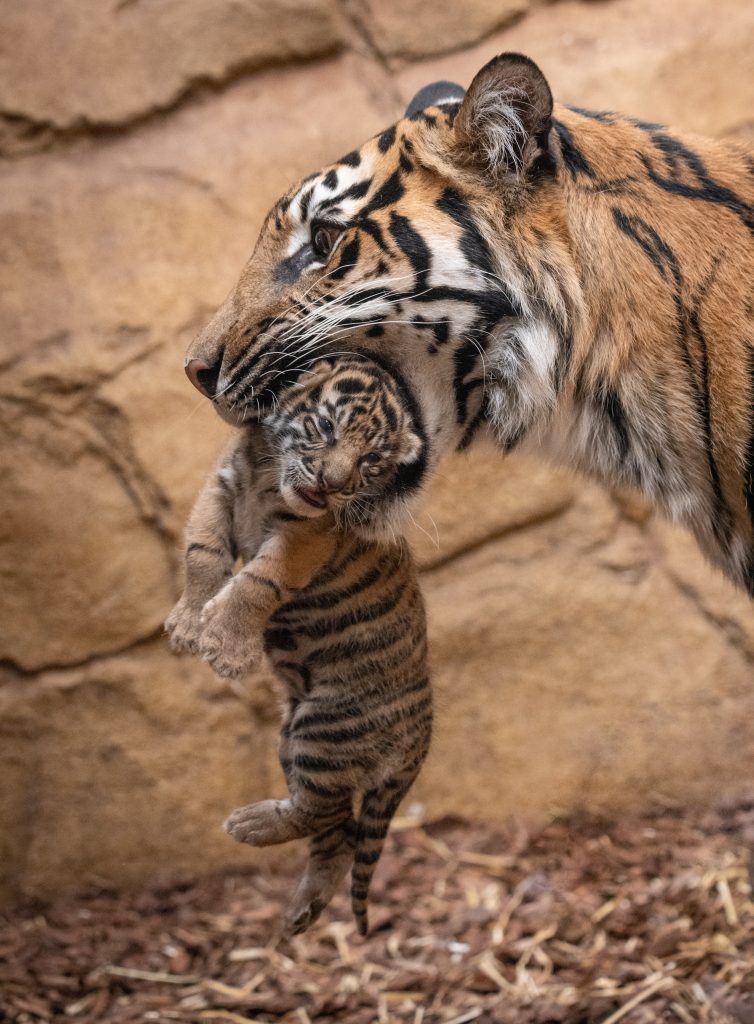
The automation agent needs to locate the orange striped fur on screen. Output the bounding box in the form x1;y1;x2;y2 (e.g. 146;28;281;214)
183;54;754;595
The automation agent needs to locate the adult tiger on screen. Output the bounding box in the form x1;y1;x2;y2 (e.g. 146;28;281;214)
184;54;754;594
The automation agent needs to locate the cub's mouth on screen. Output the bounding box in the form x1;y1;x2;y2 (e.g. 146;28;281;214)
294;486;329;511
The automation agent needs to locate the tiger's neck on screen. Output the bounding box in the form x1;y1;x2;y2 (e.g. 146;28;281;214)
485;106;754;593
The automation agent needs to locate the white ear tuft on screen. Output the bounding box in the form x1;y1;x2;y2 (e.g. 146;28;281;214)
453;53;553;183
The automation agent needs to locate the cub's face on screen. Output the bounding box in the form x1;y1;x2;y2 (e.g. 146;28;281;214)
264;358;422;531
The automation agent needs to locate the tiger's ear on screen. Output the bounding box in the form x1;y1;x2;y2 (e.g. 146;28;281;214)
397;426;423;464
452;53;553;183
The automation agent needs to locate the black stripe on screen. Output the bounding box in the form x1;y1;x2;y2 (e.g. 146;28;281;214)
377;125;396;152
289;581;406;640
187;542;225;557
241;573;282;601
598;385;631;463
354;849;381;865
553;120;597;179
436;187;496;278
357;215;389;252
295;695;431;745
745;346;754;535
360;169;404;216
329;235;360;281
305;617;409;668
296;775;350;798
389;211;431;283
299;186;315;222
319;178;371;211
263;627;297;651
294;754;354;773
282;553;400;613
640;132;754;237
293;703;367;731
354;824;389;840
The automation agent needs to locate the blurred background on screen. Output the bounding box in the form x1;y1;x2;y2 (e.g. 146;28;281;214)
1;0;754;905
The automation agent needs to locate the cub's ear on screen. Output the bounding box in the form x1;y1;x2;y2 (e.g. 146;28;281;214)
301;358;335;386
452;53;553;183
397;426;423;465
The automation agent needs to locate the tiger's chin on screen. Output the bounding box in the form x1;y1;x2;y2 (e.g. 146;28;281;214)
215;403;252;428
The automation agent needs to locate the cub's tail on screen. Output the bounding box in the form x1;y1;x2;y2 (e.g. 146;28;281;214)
351;766;422;936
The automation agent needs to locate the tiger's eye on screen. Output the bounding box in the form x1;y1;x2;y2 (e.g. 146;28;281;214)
312;225;339;260
318;415;334;436
362;451;382;467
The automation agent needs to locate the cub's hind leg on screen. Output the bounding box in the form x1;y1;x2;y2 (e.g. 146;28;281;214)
225;704;354;848
223;782;353;848
285;818;357;935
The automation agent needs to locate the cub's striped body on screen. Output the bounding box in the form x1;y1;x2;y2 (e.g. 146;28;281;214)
185;54;754;595
166;357;430;935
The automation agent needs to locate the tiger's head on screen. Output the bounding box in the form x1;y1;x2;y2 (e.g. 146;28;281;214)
186;54;579;516
263;355;423;534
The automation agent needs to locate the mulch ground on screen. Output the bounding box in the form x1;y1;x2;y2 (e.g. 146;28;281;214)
2;801;754;1024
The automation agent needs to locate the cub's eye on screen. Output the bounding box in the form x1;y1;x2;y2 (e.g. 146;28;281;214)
361;451;382;467
311;224;340;261
318;415;334;436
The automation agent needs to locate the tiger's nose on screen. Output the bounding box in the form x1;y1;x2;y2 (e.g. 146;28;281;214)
185;356;223;399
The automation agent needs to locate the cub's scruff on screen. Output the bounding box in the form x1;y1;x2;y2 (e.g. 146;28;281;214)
165;356;431;935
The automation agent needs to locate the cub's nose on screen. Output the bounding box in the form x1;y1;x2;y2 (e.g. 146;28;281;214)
317;467;349;493
185;356;223;399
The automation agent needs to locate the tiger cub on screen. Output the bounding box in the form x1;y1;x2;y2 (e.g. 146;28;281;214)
165;355;431;936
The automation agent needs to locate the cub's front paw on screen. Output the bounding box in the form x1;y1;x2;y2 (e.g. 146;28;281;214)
165;596;204;654
198;582;265;678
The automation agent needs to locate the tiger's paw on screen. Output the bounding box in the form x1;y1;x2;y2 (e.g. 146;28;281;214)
164;596;204;655
198;583;264;678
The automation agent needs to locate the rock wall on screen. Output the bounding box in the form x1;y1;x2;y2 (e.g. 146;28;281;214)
1;0;753;903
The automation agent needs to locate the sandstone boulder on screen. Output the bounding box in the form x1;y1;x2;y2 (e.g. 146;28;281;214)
0;643;283;900
0;0;343;152
420;487;754;821
359;0;530;62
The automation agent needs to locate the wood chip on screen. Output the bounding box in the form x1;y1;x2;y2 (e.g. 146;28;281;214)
2;799;752;1024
